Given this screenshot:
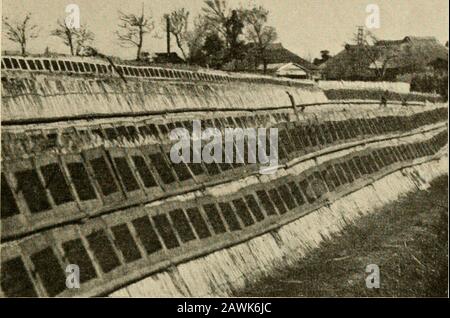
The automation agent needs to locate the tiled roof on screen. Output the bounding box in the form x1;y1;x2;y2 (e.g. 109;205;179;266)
251;43;319;71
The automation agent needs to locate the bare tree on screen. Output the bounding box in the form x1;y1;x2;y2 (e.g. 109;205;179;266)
74;26;94;55
51;20;94;56
116;6;156;61
51;20;76;55
164;8;190;60
243;6;277;73
2;13;39;56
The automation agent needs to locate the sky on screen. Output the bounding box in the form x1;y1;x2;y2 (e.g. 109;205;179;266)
1;0;449;60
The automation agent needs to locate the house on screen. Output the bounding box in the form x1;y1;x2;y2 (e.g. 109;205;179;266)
257;62;312;79
258;43;319;79
322;36;448;81
243;43;320;79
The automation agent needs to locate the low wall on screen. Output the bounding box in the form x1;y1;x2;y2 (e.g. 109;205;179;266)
318;80;411;94
324;89;443;103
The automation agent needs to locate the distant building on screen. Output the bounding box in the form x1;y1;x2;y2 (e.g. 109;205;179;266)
260;43;319;79
322;36;448;81
241;43;320;79
257;62;312;79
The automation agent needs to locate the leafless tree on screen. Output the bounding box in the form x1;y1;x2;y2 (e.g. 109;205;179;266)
51;20;94;56
243;5;277;73
163;8;190;60
51;20;76;55
2;13;39;56
74;26;95;55
116;6;156;61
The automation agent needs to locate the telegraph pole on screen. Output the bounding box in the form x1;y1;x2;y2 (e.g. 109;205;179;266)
166;16;171;55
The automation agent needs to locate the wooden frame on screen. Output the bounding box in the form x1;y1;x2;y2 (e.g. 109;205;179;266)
106;148;147;201
82;147;125;207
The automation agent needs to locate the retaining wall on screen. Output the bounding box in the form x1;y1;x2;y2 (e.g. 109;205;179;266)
0;57;448;297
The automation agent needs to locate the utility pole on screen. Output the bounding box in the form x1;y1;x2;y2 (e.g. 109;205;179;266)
357;26;364;45
166;16;171;55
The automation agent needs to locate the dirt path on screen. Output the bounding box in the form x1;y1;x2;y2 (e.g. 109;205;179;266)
236;176;448;297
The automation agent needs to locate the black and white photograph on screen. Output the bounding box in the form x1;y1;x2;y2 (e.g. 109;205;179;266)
0;0;448;301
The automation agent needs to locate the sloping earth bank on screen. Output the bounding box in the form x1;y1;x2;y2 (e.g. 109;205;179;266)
237;175;448;297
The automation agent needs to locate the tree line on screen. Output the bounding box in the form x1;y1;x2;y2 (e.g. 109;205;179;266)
2;0;279;72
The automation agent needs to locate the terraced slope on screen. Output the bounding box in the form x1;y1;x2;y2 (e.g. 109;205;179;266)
0;56;448;297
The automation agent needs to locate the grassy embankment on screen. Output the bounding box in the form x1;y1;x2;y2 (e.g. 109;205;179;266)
237;175;448;297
